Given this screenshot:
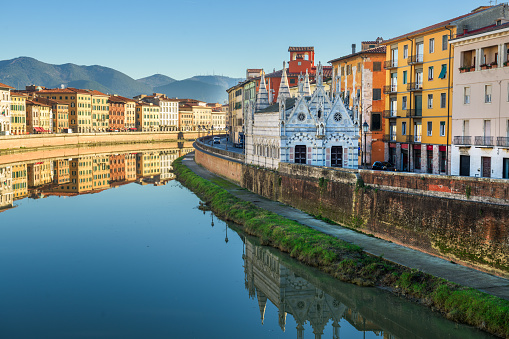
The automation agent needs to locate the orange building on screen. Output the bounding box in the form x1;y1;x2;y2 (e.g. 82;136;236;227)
108;96;126;131
329;41;387;165
109;154;126;182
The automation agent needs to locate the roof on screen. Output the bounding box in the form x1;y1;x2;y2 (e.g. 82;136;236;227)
288;47;314;52
382;11;479;44
11;92;28;97
109;94;136;103
108;96;128;103
26;100;50;107
257;97;297;113
452;21;509;41
328;45;386;64
86;89;108;96
247;68;262;72
0;82;15;89
35;97;68;106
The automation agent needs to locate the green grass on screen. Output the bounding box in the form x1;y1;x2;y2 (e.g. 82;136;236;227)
173;156;509;338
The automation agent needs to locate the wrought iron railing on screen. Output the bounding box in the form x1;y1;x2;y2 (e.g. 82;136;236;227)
453;136;472;145
497;137;509;147
474;136;494;146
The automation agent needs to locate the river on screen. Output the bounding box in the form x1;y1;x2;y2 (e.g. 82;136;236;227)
0;148;495;338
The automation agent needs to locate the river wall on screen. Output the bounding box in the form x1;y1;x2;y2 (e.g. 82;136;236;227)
0;131;205;153
193;139;509;278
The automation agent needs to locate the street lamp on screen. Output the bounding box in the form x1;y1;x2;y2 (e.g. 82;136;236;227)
211;125;214;137
362;121;369;169
225;126;229;150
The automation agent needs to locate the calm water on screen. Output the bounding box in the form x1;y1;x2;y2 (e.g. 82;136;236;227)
0;149;495;338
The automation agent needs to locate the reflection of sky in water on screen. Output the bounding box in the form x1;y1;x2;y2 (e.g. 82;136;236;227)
0;157;494;338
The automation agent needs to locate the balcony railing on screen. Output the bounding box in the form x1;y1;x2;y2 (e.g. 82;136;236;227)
497;137;509;147
407;54;424;64
384;134;397;142
407;82;423;91
384;60;398;69
406;135;414;143
414;134;422;143
405;109;422;118
383;110;397;118
475;136;494;146
383;85;397;94
453;136;472;145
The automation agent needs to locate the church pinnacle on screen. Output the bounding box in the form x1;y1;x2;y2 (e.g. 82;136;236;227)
303;69;311;96
277;61;291;102
255;70;269;111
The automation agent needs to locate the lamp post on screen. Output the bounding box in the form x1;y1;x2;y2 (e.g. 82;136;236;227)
211;125;214;137
225;126;229;150
362;121;369;169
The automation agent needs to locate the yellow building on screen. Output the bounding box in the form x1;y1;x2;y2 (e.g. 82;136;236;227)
381;6;504;174
34;97;69;133
26;100;52;133
10;92;27;135
136;152;160;178
11;164;28;200
125;153;137;181
38;88;92;133
93;155;110;190
89;90;110;132
27;161;53;188
135;102;160;132
53;159;70;185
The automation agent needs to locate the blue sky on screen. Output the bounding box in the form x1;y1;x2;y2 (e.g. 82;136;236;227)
2;0;491;80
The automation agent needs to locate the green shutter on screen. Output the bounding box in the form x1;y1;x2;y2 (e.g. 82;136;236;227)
438;64;447;79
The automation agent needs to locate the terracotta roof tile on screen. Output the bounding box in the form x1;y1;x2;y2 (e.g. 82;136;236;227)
288;47;314;52
0;82;15;89
328;46;386;64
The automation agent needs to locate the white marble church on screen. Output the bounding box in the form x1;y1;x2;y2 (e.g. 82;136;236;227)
245;62;359;169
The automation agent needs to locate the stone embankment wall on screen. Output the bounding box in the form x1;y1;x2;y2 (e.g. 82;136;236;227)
0;131;204;152
194;141;509;278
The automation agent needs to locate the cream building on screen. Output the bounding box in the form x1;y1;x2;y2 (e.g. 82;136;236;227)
89;90;110;132
136;102;160;132
0;82;13;134
11;92;27;135
141;94;179;131
451;22;509;179
0;165;13;210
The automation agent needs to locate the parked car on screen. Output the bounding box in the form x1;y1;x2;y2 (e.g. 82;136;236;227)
234;142;244;148
213;137;221;144
372;161;396;171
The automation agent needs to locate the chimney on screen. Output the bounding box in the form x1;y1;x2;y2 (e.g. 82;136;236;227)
352;44;356;54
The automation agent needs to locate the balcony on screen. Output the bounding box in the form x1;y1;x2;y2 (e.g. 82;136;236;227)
383;134;397;142
383;85;397;94
384;60;398;69
497;137;509;147
406;109;422;118
414;134;422;143
407;82;423;91
475;136;494;146
383;110;398;118
407;54;424;65
459;65;475;73
406;135;414;143
453;136;472;145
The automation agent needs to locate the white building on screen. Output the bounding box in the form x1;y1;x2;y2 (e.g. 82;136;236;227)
0;82;13;135
141;94;179;131
245;63;359;169
450;22;509;179
0;165;13;210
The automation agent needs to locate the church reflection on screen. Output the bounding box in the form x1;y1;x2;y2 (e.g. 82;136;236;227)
0;147;193;209
243;237;385;339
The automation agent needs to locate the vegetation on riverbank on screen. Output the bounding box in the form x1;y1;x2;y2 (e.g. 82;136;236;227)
173;156;509;338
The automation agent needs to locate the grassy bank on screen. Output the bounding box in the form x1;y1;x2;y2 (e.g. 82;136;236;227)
173;156;509;338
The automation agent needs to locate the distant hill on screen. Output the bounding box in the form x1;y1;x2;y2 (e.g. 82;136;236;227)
136;74;176;89
0;57;243;102
154;79;227;103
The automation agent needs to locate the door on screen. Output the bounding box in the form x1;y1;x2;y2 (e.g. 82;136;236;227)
427;150;433;173
414;122;422;142
503;158;509;179
402;150;408;171
295;145;306;164
482;157;491;178
391;73;397;92
415;95;422;116
459;155;470;176
390;98;397;116
416;42;423;62
416;72;423;87
331;146;343;167
391;48;398;67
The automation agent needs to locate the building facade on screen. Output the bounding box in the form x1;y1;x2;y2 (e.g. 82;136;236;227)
0;82;13;134
451;22;509;178
135;102;160;132
26;100;52;133
10;92;27;135
89;90;110;132
108;96;126;131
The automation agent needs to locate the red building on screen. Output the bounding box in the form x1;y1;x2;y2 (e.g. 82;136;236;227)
108;96;126;131
109;154;126;182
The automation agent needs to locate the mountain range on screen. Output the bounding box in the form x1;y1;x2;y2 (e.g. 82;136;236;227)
0;57;243;103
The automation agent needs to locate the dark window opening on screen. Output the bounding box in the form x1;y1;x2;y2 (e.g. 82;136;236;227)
373;88;381;101
373;62;382;71
295;145;306;164
331;146;343;167
371;113;381;131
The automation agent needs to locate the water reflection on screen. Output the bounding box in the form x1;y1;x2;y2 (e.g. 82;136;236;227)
0;147;194;210
242;235;493;339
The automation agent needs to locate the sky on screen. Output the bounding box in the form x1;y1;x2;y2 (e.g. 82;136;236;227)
2;0;494;80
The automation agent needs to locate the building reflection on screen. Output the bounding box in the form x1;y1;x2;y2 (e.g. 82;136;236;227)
243;237;385;339
0;147;193;203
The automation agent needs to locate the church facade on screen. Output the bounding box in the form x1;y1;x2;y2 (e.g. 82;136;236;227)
245;61;359;170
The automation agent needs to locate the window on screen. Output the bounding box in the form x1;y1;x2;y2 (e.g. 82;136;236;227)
440;93;447;108
295;145;306;164
403;70;407;84
403;45;408;59
402;121;407;135
438;64;447;79
428;66;434;80
357;62;361;73
331;146;343;167
427;94;433;109
427;121;433;136
440;121;446;136
373;88;381;101
442;34;448;50
485;85;492;103
290;78;296;84
464;87;470;104
373;62;381;71
414;149;421;170
429;38;435;53
371;113;381;131
402;96;407;110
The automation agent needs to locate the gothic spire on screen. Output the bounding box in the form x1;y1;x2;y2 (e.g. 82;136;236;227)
316;61;323;88
257;291;267;324
303;69;311;96
255;70;269;112
277;61;291;102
